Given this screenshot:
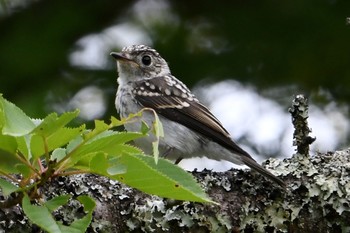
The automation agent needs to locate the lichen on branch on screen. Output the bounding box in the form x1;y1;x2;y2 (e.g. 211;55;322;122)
288;94;316;157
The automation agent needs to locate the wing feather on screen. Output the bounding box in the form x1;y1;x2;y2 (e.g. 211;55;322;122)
133;76;252;158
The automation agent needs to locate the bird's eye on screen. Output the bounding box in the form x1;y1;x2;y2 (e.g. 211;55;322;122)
141;55;152;66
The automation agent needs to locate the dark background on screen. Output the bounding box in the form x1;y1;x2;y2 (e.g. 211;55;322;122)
1;0;349;158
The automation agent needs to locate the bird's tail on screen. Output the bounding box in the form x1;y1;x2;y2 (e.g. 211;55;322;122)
241;156;286;188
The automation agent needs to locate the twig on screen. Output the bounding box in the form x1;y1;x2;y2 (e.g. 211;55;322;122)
288;94;316;157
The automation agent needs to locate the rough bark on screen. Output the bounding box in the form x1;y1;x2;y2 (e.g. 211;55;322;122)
2;149;350;233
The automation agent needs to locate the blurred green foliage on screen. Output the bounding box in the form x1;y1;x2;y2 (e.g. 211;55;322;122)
1;0;349;119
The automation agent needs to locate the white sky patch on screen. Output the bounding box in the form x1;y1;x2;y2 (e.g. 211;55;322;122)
69;23;152;69
67;86;107;121
196;81;293;158
69;0;179;70
51;86;107;121
179;157;247;172
309;103;349;152
132;0;179;30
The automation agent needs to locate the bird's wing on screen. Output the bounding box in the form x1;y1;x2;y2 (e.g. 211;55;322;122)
132;76;252;158
133;76;286;187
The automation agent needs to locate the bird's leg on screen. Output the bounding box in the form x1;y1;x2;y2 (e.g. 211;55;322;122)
162;147;174;158
161;147;183;164
174;157;183;165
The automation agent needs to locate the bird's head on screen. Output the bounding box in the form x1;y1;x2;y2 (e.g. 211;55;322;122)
110;45;170;82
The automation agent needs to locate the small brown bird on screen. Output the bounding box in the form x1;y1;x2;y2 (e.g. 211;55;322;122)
111;45;285;187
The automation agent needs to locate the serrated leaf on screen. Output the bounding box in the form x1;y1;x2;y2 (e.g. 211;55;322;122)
58;214;92;233
0;178;19;196
110;116;124;127
77;195;95;212
0;150;26;173
75;145;140;176
52;148;67;162
15;163;32;177
74;144;142;176
71;144;141;176
112;154;214;203
74;152;109;175
83;120;109;141
87;152;109;174
110;144;143;155
107;162;127;176
32;111;80;137
31;126;85;160
68;132;144;166
152;112;164;138
149;110;164;164
66;136;83;153
23;194;94;233
59;152;96;173
0;96;36;136
140;121;150;135
152;141;160;164
16;135;32;160
110;111;143;127
22;195;61;233
45;195;71;212
73;143;142;175
85;130;117;143
0;134;17;154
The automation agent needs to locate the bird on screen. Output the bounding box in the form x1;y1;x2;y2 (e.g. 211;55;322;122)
110;44;285;187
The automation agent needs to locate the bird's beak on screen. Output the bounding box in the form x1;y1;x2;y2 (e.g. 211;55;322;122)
110;52;131;61
110;52;139;68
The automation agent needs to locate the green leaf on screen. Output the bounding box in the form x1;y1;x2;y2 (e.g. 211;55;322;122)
22;195;61;233
45;195;71;212
110;111;143;127
57;225;82;233
67;132;144;167
51;148;67;162
22;195;96;233
110;144;143;155
0;178;19;196
107;162;127;176
77;195;95;212
152;141;159;164
0;149;26;173
74;152;109;174
16;135;32;160
31;126;85;159
84;130;116;143
110;116;124;127
0;134;17;154
74;144;141;175
15;163;32;177
152;111;164;138
59;213;92;233
23;194;94;233
112;154;214;203
32;111;80;137
0;96;36;136
140;121;150;135
83;120;109;141
66;136;83;153
146;109;164;164
87;152;109;174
